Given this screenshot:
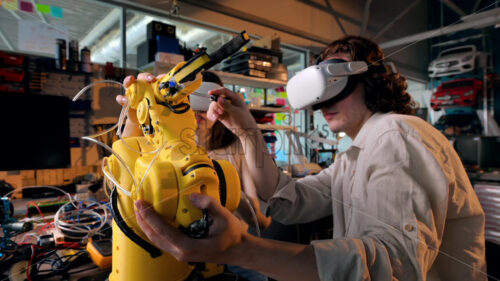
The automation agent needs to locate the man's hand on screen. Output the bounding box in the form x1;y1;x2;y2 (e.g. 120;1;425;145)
134;192;249;264
135;193;319;281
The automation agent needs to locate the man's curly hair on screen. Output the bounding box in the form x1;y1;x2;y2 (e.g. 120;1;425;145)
319;36;416;115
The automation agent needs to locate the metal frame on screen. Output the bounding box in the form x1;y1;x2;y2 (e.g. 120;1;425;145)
0;29;14;50
431;33;484;48
30;0;48;24
6;8;21;20
297;0;372;31
79;8;121;50
120;7;127;68
372;0;422;40
360;0;372;36
325;0;347;35
473;0;482;13
440;0;466;17
0;9;20;49
379;7;500;49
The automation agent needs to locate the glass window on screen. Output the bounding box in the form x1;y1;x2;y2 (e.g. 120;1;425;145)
0;0;116;62
0;0;310;167
123;9;234;69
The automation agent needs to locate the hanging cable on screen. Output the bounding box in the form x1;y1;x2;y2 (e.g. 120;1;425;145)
83;136;137;196
3;186;77;208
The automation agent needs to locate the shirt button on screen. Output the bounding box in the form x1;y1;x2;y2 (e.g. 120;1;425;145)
404;224;414;232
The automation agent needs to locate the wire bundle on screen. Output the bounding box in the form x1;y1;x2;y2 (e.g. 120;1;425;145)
54;200;109;240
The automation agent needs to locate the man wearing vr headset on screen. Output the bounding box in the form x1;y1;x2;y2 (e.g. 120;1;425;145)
134;36;486;281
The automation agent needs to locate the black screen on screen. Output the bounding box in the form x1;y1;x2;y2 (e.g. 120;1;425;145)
0;93;71;170
478;137;500;169
453;136;479;167
454;136;500;169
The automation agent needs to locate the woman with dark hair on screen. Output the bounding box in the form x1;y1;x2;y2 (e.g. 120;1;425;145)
119;71;271;281
195;71;271;233
134;36;487;281
195;71;271;281
195;71;238;152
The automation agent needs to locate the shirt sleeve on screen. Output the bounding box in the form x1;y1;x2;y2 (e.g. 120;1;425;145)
312;129;451;281
266;165;334;224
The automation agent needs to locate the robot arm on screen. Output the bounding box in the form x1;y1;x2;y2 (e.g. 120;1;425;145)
104;31;249;281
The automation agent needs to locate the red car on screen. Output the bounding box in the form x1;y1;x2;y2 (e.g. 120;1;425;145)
430;78;483;111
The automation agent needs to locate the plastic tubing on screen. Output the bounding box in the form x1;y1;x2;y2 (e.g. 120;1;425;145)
113;102;163;156
72;80;146;153
87;123;118;139
54;199;108;239
115;98;130;139
72;80;126;102
74;80;127;144
74;81;184;201
76;80;162;156
73;81;163;198
83;137;136;196
3;186;77;208
89;135;170;200
100;156;132;198
102;173;111;199
134;139;169;197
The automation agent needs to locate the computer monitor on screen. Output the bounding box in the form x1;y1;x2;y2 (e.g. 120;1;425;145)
453;136;479;167
477;137;500;169
453;136;500;169
0;92;71;171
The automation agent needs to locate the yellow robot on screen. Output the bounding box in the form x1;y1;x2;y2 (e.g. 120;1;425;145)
104;32;250;281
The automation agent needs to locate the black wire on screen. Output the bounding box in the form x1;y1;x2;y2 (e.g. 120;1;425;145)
31;249;90;280
157;100;191;114
110;187;162;258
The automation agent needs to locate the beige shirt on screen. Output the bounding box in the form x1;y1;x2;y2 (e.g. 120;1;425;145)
267;113;486;281
208;142;243;173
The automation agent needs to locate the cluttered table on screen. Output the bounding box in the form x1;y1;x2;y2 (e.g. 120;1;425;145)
1;187;111;281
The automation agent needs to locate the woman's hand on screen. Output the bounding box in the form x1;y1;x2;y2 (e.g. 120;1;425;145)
134;193;249;264
207;88;258;137
116;73;158;119
209;88;279;200
116;73;163;137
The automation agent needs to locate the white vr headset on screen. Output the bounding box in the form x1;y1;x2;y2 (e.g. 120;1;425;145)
189;82;221;111
287;59;369;110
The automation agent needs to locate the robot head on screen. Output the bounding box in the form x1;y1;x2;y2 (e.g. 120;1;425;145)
286;59;368;110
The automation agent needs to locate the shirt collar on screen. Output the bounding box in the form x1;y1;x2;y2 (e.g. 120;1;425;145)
350;112;389;149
